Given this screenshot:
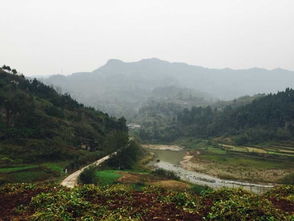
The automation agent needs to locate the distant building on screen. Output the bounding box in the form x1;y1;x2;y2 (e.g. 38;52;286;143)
127;123;141;130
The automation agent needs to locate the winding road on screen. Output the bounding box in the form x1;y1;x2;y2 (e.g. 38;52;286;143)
61;152;116;188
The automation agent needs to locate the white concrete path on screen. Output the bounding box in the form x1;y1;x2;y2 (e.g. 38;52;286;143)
61;152;116;188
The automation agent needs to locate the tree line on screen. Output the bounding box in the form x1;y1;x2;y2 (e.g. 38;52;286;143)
139;88;294;145
0;67;128;168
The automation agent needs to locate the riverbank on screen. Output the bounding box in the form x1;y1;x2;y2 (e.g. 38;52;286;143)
155;161;274;194
143;145;275;193
142;144;183;151
180;152;290;184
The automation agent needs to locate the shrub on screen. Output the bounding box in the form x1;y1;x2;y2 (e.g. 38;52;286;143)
278;173;294;185
190;184;212;195
79;166;97;184
265;185;294;199
167;192;198;208
207;195;286;221
30;190;92;220
203;187;251;202
151;168;180;180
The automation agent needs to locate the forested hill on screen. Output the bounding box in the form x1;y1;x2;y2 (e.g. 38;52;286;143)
0;68;128;183
139;88;294;145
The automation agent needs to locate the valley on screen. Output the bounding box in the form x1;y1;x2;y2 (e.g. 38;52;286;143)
2;1;294;219
1;66;294;220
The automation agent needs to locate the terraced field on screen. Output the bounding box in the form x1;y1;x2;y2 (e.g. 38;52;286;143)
0;161;68;184
220;143;294;157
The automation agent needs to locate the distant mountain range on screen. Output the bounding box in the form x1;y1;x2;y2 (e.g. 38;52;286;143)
43;58;294;118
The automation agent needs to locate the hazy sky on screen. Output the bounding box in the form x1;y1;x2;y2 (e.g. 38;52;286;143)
1;0;294;76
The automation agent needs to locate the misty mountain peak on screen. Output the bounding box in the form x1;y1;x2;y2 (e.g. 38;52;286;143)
105;58;169;67
95;59;125;73
140;57;168;64
105;59;124;66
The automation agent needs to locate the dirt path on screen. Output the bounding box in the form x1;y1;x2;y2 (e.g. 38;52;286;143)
61;152;116;188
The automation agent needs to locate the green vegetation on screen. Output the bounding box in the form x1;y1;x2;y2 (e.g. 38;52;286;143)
1;183;293;220
0;67;128;184
0;165;38;173
138;88;294;146
190;184;211;194
102;140;143;170
41;161;69;173
79;140;143;185
177;138;294;183
79;166;97;184
279;173;294;184
11;170;50;183
95;170;122;186
151;168;179;180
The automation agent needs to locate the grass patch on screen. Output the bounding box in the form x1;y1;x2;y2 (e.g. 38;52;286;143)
8;169;52;183
178;138;212;150
200;154;290;169
95;170;122;186
268;151;294;157
41;161;69;173
131;182;146;191
0;165;38;173
189;184;212;194
206;146;226;154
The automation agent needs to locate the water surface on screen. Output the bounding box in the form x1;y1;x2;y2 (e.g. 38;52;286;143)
145;148;274;194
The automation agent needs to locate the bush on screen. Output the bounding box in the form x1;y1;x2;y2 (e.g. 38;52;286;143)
168;192;197;208
103;141;142;170
207;195;286;221
278;173;294;185
190;184;212;195
30;190;92;220
79;166;97;184
45;105;64;118
202;188;252;202
265;185;294;199
151;168;180;180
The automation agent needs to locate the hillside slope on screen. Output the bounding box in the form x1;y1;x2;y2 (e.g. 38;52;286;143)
0;68;128;183
138;88;294;145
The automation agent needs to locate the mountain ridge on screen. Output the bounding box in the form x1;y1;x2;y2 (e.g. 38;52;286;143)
92;58;293;74
43;58;294;118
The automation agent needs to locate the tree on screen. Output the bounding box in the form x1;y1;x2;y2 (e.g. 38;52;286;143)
11;69;17;75
105;140;141;169
2;65;11;72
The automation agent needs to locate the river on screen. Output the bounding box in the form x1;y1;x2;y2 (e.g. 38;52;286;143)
146;148;274;194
